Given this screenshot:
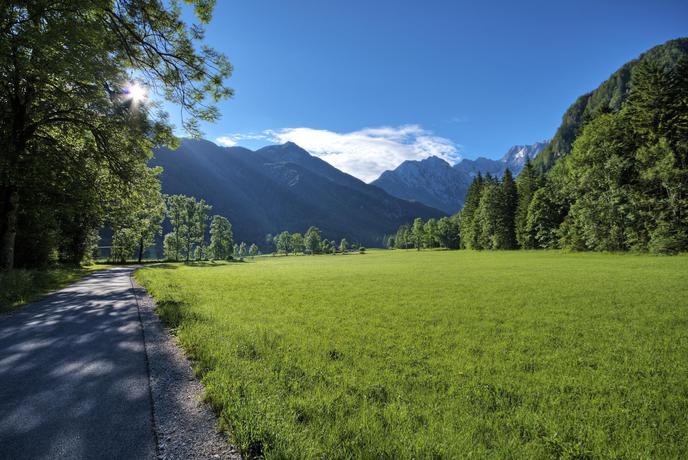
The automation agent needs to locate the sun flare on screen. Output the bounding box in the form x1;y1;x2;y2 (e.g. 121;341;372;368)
125;82;147;103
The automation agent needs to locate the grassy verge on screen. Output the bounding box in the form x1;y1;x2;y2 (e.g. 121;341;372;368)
0;264;109;314
136;250;688;458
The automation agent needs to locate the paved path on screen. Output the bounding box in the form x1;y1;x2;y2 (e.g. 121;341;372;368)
0;268;156;460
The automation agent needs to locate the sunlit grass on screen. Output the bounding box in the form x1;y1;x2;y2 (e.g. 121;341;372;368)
136;250;688;458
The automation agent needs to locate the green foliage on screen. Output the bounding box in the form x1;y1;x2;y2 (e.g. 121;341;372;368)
394;224;411;249
276;231;292;255
304;227;322;255
137;250;688;458
209;215;234;260
476;180;507;250
0;0;232;269
165;195;211;262
291;233;305;254
460;174;484;249
339;238;348;253
501;169;518;249
525;186;564;249
422;218;438;248
393;216;460;250
515;159;541;249
0;266;103;313
411;217;425;250
451;39;688;255
533;38;688;172
553;50;688;253
437;215;461;249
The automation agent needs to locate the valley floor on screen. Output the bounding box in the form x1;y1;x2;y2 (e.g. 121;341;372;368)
136;250;688;458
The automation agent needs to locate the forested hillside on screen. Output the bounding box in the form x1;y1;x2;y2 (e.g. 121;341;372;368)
152;140;445;247
448;38;688;253
534;38;688;172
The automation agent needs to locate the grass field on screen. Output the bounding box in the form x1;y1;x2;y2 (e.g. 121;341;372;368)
136;250;688;458
0;264;109;314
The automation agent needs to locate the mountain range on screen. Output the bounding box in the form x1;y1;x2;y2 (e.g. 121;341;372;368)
371;141;548;214
151;140;444;248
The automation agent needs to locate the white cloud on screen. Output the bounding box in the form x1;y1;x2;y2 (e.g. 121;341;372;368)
263;125;461;182
215;135;237;147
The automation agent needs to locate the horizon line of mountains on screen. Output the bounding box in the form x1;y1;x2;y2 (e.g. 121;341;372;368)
152;37;687;248
152;138;547;247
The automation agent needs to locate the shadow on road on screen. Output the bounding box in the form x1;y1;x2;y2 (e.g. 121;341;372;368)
0;268;155;459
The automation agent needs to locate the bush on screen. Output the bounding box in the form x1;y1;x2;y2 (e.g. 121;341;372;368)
359;247;366;254
648;224;686;255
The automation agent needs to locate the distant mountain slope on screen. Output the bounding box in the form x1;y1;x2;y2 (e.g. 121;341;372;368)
371;157;470;214
533;37;688;172
372;141;547;213
453;141;548;178
151;140;444;247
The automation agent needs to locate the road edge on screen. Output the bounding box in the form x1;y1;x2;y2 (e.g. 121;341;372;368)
129;271;241;460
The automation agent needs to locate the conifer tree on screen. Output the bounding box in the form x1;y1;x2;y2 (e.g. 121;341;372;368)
515;159;541;249
460;174;484;249
502;169;519;249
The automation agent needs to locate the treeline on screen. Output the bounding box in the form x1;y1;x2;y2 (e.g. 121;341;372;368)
110;193;259;263
461;167;535;250
511;55;687;253
265;228;364;255
389;216;460;250
395;52;688;254
0;1;231;270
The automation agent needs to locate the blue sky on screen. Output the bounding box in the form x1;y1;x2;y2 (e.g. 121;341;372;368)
166;0;687;181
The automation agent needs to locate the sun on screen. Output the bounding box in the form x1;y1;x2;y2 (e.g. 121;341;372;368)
125;82;147;104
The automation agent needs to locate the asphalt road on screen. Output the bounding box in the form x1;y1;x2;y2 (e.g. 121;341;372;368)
0;267;156;460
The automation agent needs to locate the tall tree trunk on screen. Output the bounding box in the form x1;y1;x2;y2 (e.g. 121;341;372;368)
0;186;19;270
138;236;144;264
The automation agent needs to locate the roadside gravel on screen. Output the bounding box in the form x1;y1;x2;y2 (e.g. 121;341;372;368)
131;275;241;460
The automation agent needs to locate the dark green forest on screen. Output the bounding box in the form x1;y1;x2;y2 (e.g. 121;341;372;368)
396;38;688;254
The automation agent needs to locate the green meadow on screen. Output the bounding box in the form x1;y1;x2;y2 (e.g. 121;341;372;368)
136;250;688;458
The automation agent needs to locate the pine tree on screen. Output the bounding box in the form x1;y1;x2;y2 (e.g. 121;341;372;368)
476;181;506;249
515;159;541;249
502;169;518;249
460;174;484;249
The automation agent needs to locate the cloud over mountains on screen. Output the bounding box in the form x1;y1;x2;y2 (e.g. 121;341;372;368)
216;125;460;182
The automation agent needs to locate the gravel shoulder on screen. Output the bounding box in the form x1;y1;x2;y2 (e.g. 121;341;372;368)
130;274;241;460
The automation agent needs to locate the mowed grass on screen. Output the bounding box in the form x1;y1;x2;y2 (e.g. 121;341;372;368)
136;251;688;458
